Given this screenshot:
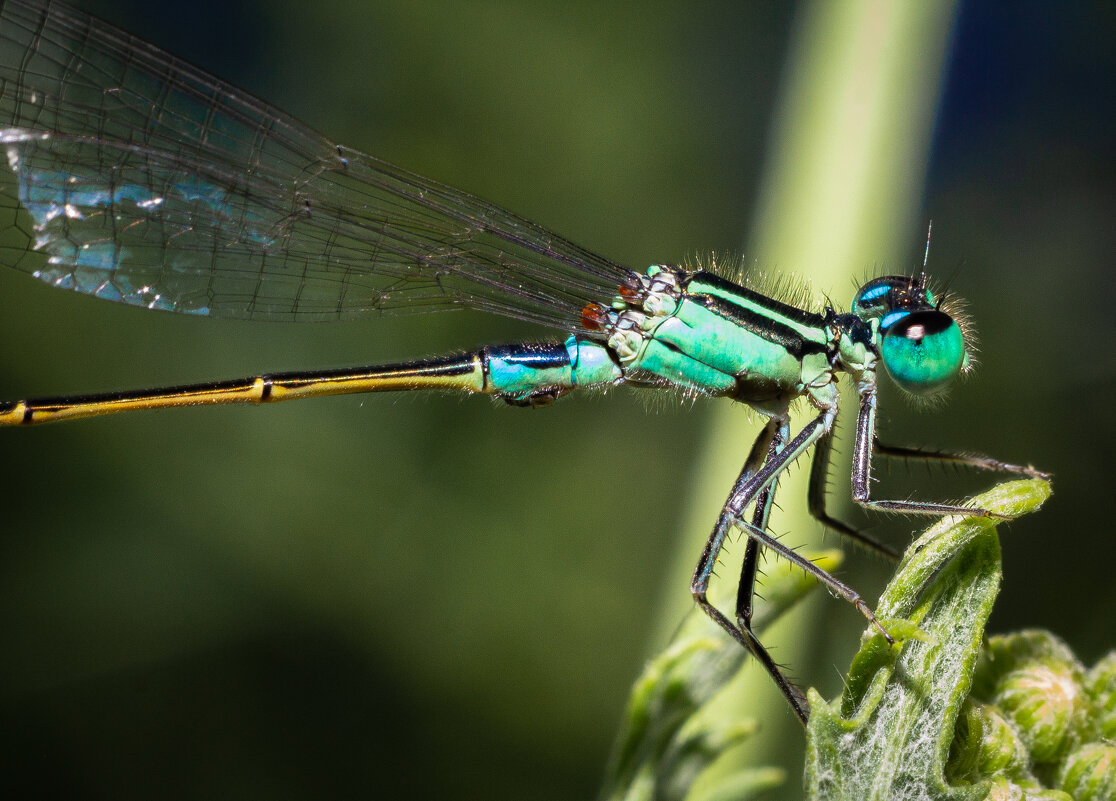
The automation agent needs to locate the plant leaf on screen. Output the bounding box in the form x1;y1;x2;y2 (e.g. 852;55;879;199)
804;479;1052;801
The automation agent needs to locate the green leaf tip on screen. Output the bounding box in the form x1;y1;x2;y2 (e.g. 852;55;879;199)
600;549;841;801
804;479;1052;801
802;479;1116;799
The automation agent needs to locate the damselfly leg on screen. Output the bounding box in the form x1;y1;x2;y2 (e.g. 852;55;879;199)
693;407;891;725
695;375;1047;724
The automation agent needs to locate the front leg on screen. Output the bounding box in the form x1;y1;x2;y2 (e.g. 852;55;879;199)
873;438;1051;481
850;374;1045;517
807;429;900;559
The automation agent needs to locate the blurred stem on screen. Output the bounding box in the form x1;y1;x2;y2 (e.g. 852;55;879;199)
650;0;960;784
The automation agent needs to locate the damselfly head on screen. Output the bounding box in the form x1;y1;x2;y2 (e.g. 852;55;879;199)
852;274;971;396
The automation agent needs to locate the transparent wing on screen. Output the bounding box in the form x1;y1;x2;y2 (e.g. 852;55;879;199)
0;0;633;328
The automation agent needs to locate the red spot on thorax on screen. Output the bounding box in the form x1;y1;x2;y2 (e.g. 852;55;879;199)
580;302;609;331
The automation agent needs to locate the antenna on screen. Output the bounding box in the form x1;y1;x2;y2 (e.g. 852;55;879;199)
922;220;933;275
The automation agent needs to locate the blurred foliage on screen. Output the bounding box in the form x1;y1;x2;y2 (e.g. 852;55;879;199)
599;552;842;801
0;2;1112;800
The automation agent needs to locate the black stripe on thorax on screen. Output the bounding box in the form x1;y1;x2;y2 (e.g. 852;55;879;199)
684;283;829;360
686;271;828;328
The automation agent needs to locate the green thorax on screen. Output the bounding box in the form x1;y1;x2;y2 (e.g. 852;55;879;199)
599;267;836;415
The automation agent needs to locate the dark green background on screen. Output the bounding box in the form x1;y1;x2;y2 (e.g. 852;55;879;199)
0;2;1111;799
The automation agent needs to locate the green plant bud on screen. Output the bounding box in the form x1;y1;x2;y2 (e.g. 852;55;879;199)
972;631;1082;700
985;777;1074;801
992;660;1085;764
1055;742;1116;801
1084;652;1116;740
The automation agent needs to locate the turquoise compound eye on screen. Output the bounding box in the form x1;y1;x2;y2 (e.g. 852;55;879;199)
880;310;965;395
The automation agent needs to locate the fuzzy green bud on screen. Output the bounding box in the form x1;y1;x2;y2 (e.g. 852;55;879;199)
972;632;1087;765
1084;652;1116;740
992;661;1083;764
984;778;1073;801
1056;742;1116;801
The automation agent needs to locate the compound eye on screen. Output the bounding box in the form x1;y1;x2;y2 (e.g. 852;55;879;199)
880;310;965;395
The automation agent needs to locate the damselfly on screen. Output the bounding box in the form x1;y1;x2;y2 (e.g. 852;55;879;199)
0;0;1045;724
